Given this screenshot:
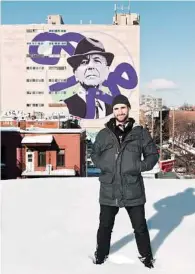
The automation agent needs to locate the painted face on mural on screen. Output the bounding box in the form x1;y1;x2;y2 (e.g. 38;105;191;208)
74;54;109;88
113;104;130;123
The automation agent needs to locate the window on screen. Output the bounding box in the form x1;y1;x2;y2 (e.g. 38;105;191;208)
33;104;44;107
38;151;46;167
26;29;38;33
49;66;66;70
27;42;44;46
26;79;44;82
27;154;33;162
26;91;44;95
48;78;67;82
26;103;44;107
26;66;44;70
49;29;66;33
26;54;44;58
57;150;65;167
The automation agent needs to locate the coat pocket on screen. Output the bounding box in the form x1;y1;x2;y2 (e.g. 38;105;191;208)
99;173;114;200
98;144;115;173
123;174;143;200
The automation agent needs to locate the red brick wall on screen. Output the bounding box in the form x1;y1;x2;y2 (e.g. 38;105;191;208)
26;121;59;129
22;133;83;174
169;110;195;122
0;120;59;129
0;120;18;127
53;133;81;170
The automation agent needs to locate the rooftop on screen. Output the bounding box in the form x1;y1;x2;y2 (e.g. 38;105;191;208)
0;126;86;134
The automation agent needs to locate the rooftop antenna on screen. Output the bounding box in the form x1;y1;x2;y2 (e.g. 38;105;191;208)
128;0;131;14
114;3;117;14
115;1;130;14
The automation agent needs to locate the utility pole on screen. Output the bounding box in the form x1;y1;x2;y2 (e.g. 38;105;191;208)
172;108;175;152
150;97;154;138
160;106;163;161
151;108;154;139
172;107;175;171
85;139;88;177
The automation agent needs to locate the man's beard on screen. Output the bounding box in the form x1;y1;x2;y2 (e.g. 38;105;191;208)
115;114;129;124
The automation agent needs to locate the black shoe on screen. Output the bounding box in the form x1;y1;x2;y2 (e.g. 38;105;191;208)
93;251;108;265
139;255;155;269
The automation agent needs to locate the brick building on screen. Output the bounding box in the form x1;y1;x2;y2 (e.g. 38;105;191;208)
1;125;86;179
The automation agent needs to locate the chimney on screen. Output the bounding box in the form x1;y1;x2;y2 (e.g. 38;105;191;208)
18;119;26;130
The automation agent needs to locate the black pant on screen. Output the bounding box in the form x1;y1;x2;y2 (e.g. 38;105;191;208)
96;204;152;260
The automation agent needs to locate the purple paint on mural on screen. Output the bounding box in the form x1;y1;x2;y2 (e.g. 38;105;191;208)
28;32;138;119
29;32;85;65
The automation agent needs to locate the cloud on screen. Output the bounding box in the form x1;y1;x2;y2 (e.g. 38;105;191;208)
146;78;178;91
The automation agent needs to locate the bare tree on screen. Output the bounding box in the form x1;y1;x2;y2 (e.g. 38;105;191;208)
169;115;195;174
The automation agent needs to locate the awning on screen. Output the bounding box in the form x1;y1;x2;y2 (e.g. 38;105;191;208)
21;135;53;145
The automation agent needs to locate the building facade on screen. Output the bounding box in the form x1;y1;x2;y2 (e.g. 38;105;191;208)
140;95;163;110
1;126;86;179
1;12;140;133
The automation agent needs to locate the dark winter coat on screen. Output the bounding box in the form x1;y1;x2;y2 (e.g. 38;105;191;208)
90;118;159;207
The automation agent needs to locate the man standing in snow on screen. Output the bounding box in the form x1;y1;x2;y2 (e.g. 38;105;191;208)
91;94;159;268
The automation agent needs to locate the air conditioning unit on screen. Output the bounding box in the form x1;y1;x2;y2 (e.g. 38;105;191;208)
133;20;139;25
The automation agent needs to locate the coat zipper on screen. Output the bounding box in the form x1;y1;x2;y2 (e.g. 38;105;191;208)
105;127;120;206
105;127;125;206
105;127;120;158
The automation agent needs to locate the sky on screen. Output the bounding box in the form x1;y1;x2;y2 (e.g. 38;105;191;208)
1;0;195;107
1;177;195;274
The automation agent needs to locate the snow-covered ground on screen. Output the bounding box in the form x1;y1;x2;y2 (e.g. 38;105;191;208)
1;178;195;274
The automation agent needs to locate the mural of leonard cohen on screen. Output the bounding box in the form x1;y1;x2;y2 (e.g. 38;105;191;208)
28;31;138;120
65;37;114;119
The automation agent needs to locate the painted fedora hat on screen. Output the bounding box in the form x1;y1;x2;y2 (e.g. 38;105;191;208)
67;37;114;68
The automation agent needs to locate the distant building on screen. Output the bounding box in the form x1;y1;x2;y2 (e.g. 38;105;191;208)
140;95;163;110
46;15;64;25
170;110;195;122
0;116;81;129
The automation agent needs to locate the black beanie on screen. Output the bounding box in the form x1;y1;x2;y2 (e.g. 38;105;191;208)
112;94;131;109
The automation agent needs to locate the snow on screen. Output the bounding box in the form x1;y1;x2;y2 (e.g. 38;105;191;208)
21;135;53;144
22;128;86;134
0;127;85;134
0;127;20;132
21;168;76;177
0;178;195;274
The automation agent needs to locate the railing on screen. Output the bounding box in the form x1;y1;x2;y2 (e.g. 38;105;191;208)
16;159;26;172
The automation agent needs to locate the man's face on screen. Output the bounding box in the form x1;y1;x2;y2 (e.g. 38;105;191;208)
74;54;109;87
113;104;129;123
